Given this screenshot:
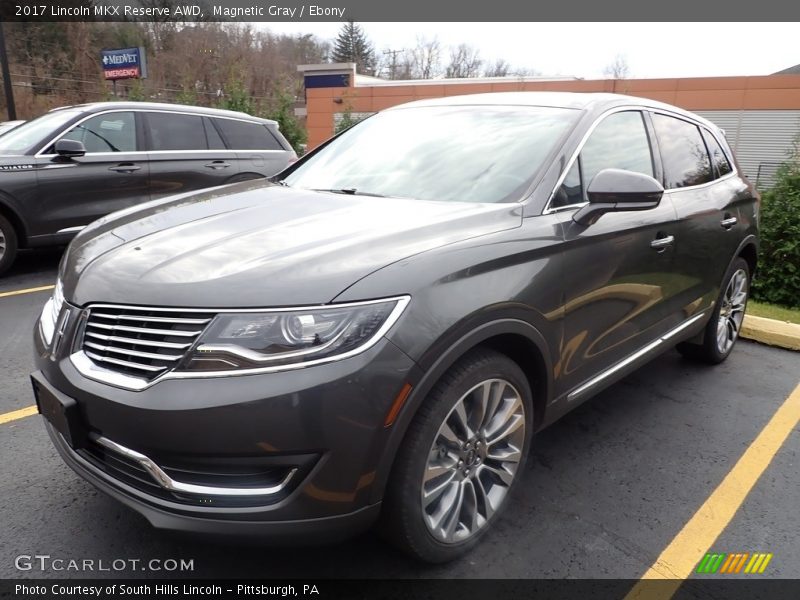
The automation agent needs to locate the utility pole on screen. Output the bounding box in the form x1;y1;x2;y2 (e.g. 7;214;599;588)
383;49;404;80
0;22;16;120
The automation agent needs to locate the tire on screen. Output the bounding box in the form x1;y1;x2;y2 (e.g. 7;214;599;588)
0;213;18;277
677;257;750;364
381;348;533;563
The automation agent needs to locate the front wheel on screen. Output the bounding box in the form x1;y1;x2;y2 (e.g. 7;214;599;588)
0;214;18;277
381;349;533;563
677;257;750;364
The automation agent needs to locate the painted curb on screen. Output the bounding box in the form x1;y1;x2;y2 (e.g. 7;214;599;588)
741;314;800;351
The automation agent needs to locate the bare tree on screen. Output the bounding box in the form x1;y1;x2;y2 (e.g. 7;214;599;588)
445;44;482;78
483;59;511;77
603;54;630;79
407;35;442;79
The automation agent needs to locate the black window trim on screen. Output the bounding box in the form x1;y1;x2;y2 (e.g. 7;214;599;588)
35;108;286;158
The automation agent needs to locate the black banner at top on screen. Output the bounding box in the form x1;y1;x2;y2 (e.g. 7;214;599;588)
2;0;800;22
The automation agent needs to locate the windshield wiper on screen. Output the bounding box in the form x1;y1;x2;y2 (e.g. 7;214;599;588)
312;188;387;197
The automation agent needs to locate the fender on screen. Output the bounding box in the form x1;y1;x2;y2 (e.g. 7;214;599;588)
369;315;554;504
0;191;28;247
683;234;758;346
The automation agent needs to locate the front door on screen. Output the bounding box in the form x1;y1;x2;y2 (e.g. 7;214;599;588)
550;110;681;399
32;111;149;238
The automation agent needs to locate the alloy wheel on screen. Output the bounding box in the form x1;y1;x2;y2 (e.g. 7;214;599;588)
716;268;748;354
0;228;5;260
421;378;525;544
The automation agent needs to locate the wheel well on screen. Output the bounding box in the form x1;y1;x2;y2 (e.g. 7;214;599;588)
739;243;757;277
478;334;548;430
0;203;27;249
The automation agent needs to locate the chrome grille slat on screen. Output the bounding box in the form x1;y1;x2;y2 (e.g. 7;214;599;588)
84;341;182;362
85;350;168;373
86;322;203;337
84;331;191;350
80;305;216;381
91;312;211;325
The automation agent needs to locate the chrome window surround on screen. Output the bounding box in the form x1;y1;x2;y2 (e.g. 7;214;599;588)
70;295;411;391
542;105;739;216
35;108;288;158
92;435;296;497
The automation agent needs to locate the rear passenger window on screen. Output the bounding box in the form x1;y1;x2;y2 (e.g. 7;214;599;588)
212;119;283;150
147;113;207;151
60;112;136;153
701;129;733;178
552;111;653;208
652;114;713;188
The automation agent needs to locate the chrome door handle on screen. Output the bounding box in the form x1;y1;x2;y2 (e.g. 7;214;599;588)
720;216;738;229
109;163;141;173
650;235;675;250
204;161;231;170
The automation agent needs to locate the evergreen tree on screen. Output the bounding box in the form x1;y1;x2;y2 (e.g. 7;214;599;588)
331;21;376;75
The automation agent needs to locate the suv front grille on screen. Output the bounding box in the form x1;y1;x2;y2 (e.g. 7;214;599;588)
81;305;215;380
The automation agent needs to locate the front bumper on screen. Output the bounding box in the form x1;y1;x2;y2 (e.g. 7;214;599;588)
33;322;419;539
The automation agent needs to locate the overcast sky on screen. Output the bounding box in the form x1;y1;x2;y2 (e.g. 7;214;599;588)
260;22;798;79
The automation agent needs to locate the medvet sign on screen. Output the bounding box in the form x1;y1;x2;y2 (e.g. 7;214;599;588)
100;47;148;81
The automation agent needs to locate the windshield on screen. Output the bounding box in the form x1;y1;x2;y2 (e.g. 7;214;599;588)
284;105;578;203
0;110;80;155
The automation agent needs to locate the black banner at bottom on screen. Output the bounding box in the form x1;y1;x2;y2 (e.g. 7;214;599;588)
3;579;800;600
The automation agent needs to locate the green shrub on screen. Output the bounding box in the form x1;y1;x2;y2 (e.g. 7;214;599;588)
751;139;800;309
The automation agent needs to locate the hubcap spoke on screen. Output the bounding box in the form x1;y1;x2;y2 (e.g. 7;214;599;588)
421;377;526;544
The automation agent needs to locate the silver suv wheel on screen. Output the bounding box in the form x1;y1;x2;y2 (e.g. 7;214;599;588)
716;268;748;354
421;378;525;544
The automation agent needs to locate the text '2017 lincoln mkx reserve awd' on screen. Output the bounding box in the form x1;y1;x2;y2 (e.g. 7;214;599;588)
32;92;758;562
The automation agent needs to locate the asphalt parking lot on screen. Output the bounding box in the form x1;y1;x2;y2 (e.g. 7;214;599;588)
1;248;798;582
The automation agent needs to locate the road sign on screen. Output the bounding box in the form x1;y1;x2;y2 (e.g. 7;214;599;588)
100;47;148;81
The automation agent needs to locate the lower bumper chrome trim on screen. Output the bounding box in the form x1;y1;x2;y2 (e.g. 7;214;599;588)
93;435;296;497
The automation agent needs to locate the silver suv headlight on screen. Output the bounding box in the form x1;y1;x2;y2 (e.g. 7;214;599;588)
39;279;64;346
178;296;410;372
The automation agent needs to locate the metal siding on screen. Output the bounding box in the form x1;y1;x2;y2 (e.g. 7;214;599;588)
695;110;800;188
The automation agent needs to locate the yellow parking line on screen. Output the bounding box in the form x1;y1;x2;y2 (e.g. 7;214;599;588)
625;381;800;599
0;284;54;299
0;405;38;425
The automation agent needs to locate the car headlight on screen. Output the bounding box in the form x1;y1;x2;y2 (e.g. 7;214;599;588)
178;296;410;372
39;278;65;346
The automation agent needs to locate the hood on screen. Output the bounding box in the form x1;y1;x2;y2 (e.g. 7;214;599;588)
64;180;521;308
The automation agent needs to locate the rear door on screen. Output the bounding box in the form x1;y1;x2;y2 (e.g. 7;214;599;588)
210;117;293;179
551;110;681;398
649;113;748;315
32;110;149;237
143;111;240;200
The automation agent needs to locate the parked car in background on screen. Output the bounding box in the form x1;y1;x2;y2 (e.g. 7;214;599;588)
0;120;25;137
32;92;757;563
0;102;296;274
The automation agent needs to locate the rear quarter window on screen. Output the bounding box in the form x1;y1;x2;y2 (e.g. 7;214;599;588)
212;118;285;151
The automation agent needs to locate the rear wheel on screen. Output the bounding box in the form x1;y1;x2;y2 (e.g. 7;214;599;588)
382;349;533;563
677;257;749;364
0;214;18;276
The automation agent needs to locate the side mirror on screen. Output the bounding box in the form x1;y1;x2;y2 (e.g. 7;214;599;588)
54;139;86;158
573;168;664;226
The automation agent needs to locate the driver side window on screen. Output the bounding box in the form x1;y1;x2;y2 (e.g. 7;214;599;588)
552;111;654;208
57;112;137;153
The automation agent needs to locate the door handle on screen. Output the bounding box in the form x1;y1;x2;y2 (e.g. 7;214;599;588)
650;235;675;251
720;216;738;229
109;163;141;173
204;161;231;170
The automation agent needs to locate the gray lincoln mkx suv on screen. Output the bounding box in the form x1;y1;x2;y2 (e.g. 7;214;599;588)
32;92;758;562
